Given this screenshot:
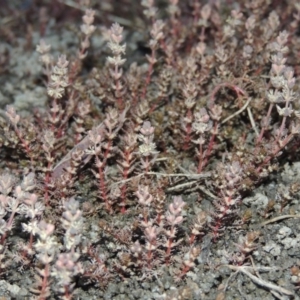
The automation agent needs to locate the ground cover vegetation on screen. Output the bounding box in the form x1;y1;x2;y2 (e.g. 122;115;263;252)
0;0;300;299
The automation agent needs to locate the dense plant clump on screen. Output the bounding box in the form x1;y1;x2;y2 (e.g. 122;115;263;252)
0;0;300;299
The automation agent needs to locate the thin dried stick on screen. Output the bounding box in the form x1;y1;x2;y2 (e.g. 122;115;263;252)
223;265;294;297
221;97;252;125
261;214;300;226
